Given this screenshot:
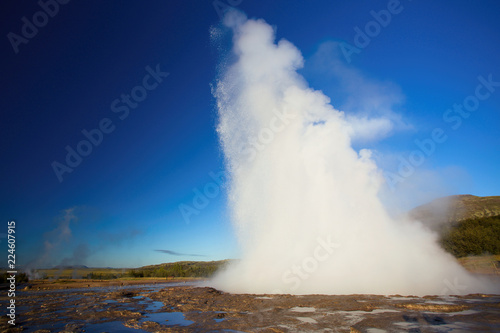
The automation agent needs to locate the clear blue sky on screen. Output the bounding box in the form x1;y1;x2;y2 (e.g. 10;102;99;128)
1;0;499;268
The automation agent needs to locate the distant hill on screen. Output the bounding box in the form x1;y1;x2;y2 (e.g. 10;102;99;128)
139;259;232;271
14;260;233;281
409;195;500;232
410;195;500;258
130;260;233;278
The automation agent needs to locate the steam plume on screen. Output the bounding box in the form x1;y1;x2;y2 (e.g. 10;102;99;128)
25;208;76;271
210;12;498;295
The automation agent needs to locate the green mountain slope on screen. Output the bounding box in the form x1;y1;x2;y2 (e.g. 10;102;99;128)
131;260;233;278
410;195;500;258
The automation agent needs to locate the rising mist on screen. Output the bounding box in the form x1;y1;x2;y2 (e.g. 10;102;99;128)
210;12;498;295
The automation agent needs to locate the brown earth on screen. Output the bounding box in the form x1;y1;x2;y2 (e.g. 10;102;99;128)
410;194;500;230
15;277;201;291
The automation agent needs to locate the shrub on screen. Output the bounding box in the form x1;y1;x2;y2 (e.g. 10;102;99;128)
441;215;500;257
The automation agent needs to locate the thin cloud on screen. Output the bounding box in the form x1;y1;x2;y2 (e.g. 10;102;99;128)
155;249;207;257
306;41;413;143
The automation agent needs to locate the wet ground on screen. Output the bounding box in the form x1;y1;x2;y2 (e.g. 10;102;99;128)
1;281;499;332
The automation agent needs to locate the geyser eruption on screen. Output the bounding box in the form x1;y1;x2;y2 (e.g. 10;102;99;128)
211;12;497;295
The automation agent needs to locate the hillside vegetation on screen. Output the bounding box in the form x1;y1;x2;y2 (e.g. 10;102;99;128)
21;260;231;281
440;215;500;257
410;195;500;258
129;260;231;278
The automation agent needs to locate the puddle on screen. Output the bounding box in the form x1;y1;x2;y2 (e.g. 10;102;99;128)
424;300;455;305
296;317;317;324
140;311;194;326
19;322;70;333
394;321;420;328
446;309;479;316
388;296;420;301
141;300;165;312
290;306;316;312
371;309;401;314
325;309;401;327
394;319;477;331
84;320;147;332
329;309;400;316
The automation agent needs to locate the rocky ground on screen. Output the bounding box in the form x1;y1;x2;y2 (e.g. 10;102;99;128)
0;282;499;332
150;286;500;332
